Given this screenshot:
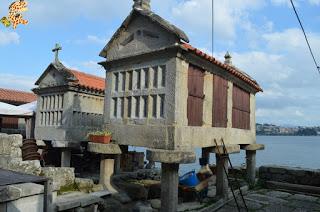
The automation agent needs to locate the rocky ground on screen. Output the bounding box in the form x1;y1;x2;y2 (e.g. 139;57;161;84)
217;189;320;212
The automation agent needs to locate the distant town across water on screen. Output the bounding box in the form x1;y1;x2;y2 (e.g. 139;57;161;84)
256;123;320;136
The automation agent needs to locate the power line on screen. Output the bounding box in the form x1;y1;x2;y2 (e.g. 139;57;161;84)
289;0;320;74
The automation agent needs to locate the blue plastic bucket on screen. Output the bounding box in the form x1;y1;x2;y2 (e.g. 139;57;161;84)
179;170;200;187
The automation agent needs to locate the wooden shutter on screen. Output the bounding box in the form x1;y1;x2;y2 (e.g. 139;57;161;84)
232;85;250;129
187;65;204;126
213;75;228;128
1;117;19;129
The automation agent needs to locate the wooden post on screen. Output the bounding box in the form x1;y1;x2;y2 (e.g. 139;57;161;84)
44;179;53;212
25;116;35;139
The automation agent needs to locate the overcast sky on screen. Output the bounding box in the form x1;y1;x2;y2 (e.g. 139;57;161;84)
0;0;319;126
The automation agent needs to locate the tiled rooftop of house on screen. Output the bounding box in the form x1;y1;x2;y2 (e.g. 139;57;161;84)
69;69;105;92
182;43;263;92
0;88;37;106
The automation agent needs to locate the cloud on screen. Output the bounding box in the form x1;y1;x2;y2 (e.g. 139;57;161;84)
72;35;109;45
0;73;36;91
171;0;266;42
0;31;20;46
308;0;320;5
80;60;105;77
24;0;131;24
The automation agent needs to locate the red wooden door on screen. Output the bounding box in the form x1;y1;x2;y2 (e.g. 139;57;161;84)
187;65;204;126
213;75;228;128
232;85;250;129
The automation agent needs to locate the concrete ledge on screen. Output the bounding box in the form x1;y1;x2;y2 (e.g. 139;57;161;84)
265;181;320;195
241;144;265;151
213;145;240;155
146;149;196;164
87;143;122;155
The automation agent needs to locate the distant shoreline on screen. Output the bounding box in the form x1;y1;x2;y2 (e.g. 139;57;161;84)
257;134;319;136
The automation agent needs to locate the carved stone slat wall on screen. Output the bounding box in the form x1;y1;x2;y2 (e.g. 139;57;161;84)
39;94;64;126
110;65;166;121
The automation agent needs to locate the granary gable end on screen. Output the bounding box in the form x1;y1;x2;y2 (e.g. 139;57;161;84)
34;62;77;90
99;0;189;61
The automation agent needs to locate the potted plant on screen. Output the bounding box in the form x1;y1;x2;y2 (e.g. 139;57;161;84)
88;130;112;144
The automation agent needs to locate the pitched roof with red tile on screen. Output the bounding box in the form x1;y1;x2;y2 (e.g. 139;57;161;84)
0;88;37;106
182;43;263;92
69;69;105;92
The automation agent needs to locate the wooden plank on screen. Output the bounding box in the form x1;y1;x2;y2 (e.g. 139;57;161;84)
232;85;250;129
0;169;47;186
187;64;205;126
213;75;228;128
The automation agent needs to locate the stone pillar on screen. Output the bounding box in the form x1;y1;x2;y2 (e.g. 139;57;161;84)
147;149;196;212
61;149;71;167
216;154;229;198
114;154;121;174
44;179;53;212
246;150;256;185
200;147;211;165
100;156;118;193
161;163;179;212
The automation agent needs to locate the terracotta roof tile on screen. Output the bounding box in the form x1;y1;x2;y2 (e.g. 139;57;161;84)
182;43;263;92
69;70;105;92
0;88;37;105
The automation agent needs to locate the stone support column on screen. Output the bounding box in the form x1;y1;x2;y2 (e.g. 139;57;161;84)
114;154;121;175
216;154;229;198
161;163;179;212
100;156;117;193
87;143;122;194
200;147;212;165
241;144;264;186
147;149;196;212
61;149;71;167
246;150;256;185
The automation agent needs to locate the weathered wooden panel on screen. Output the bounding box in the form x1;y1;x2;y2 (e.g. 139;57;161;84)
1;117;18;129
187;65;204;126
232;85;250;129
213;75;228;128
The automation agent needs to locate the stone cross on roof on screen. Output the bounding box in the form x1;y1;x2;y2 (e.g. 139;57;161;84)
52;43;62;63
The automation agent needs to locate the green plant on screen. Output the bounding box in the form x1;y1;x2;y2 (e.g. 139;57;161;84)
87;130;112;137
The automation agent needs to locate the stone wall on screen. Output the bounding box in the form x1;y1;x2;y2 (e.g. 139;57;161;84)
0;133;41;175
259;165;320;186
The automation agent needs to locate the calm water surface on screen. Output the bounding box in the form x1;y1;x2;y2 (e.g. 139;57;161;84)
131;136;320;174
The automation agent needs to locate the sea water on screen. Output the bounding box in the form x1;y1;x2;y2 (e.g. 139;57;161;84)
130;136;320;174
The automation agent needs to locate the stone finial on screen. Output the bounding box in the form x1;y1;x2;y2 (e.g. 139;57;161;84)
133;0;151;11
52;43;62;63
224;51;232;65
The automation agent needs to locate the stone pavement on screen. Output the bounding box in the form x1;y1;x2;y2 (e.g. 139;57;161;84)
218;189;320;212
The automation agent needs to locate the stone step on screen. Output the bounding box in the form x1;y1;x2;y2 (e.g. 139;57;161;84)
54;191;105;211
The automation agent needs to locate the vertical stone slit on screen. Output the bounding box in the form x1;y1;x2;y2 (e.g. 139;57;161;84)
152;95;157;118
160;95;165;118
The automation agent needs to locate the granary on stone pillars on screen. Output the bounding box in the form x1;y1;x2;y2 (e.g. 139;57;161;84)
33;44;105;167
99;0;263;211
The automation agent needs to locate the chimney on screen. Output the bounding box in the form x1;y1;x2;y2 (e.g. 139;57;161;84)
133;0;151;11
224;51;232;65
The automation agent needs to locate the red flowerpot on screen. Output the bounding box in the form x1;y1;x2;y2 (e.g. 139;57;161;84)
89;135;112;144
